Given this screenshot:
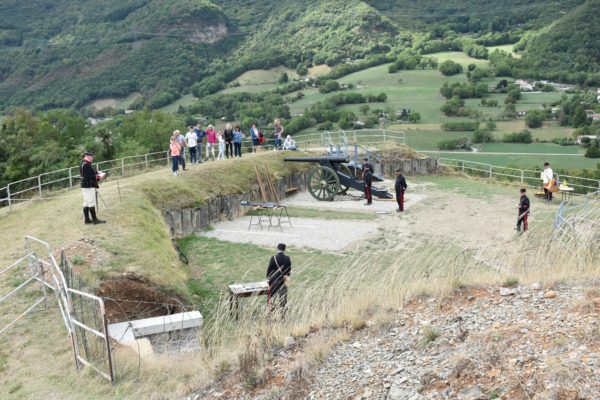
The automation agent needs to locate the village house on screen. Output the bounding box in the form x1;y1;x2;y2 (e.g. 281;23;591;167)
576;135;598;145
514;79;534;91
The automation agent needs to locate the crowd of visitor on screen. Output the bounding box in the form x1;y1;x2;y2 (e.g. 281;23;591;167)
169;119;296;176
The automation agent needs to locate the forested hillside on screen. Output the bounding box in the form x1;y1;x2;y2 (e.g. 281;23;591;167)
516;0;600;83
0;0;232;110
0;0;592;112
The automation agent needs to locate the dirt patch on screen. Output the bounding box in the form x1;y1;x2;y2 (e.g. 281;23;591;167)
55;238;108;273
96;274;185;323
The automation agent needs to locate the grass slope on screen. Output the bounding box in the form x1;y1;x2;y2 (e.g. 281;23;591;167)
0;151;309;293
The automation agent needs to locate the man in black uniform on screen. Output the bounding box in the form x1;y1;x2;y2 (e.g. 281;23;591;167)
394;168;407;212
364;168;373;205
362;157;374;174
80;151;106;225
266;243;291;319
516;188;530;233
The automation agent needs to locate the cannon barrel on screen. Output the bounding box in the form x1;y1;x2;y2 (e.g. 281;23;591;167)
284;156;349;163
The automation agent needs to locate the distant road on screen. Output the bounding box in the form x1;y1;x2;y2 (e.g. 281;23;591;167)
419;151;584;156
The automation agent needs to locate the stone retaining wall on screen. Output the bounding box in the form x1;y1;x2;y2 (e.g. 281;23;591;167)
164;171;307;237
381;156;438;176
163;157;437;237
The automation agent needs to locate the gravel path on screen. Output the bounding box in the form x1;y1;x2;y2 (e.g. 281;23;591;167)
202;217;380;251
281;183;426;214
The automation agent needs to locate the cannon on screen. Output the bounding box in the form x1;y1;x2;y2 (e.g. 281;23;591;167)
284;156;393;201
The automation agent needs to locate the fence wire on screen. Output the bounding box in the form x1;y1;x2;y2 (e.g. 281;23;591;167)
552;194;600;260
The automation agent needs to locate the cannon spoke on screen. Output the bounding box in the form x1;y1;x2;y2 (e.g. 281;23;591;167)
307;166;340;201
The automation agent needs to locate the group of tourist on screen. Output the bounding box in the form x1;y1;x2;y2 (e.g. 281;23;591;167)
169;120;296;176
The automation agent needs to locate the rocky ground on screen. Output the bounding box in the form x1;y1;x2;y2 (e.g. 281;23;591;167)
192;283;600;400
305;283;600;400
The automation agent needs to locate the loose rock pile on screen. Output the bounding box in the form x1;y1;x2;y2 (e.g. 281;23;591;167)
307;284;600;400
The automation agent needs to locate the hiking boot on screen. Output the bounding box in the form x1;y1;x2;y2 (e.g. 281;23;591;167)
364;202;372;206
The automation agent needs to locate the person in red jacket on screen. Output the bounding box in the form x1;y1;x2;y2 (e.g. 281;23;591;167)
205;124;217;161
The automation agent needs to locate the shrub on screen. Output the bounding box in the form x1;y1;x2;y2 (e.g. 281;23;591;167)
296;63;308;76
441;121;480;131
441;96;467;116
502;129;532;143
502;277;519;287
409;112;421;123
278;73;289;84
481;98;498;107
472;129;494;143
585;140;600;158
438;137;470;150
439;60;463;76
318;80;340;94
419;327;441;348
525;110;544;128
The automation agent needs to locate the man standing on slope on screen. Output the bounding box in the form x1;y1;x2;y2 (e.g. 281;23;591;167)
516;188;530;233
80;151;106;225
541;162;554;202
394;168;407;212
267;243;291;319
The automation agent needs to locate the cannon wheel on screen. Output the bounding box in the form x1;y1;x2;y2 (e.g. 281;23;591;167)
308;166;340;201
337;164;354;195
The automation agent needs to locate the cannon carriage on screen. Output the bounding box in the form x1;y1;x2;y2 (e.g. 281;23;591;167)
284;156;393;201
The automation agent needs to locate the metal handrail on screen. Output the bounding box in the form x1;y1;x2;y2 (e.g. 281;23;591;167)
438;158;600;195
0;129;408;209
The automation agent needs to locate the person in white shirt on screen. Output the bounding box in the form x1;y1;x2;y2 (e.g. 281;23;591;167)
217;131;225;160
282;135;296;150
185;126;198;164
541;162;554;202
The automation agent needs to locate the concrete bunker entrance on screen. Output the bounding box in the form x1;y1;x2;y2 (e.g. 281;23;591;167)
98;275;203;356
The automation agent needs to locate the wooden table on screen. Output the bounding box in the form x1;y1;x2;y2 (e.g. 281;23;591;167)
228;281;269;319
559;186;575;202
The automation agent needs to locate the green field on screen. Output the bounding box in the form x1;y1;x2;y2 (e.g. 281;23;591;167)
424;152;594;169
159;93;198;113
289;65;466;122
220;66;300;94
116;92;141;110
486;44;521;58
428;51;490;68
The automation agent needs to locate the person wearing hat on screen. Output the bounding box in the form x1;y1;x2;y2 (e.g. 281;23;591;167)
80;151;105;224
394;168;407;212
266;243;291;319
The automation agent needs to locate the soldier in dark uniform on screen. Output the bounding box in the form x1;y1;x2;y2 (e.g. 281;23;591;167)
362;157;374;174
516;188;530;233
267;243;291;319
394;168;407;212
364;168;373;205
80;151;106;225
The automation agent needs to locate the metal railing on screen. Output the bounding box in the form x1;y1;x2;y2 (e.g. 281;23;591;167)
0;130;406;210
0;151;171;209
438;158;600;196
294;129;406;148
552;193;600;260
1;236;115;383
